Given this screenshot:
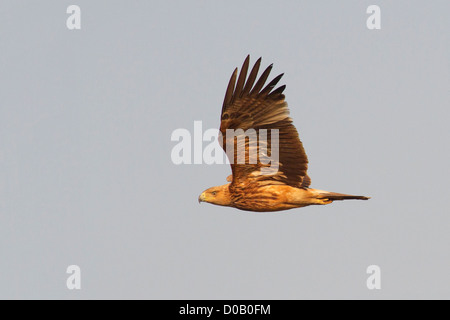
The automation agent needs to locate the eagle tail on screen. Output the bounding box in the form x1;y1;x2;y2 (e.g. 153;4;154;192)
318;192;370;201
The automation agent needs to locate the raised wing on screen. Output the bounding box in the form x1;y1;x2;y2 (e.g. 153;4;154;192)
220;55;309;188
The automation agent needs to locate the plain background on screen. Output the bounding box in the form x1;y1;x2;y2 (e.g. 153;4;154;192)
0;1;449;299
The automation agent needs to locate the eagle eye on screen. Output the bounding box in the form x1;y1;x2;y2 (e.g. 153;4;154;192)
211;191;217;196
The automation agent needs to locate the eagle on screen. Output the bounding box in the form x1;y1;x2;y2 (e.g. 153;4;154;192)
198;56;369;212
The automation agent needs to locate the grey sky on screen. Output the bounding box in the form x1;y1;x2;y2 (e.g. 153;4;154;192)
0;1;449;299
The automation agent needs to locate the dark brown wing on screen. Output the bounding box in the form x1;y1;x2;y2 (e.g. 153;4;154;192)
219;55;309;188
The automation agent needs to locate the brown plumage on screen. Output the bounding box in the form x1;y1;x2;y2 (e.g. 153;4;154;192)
198;56;370;212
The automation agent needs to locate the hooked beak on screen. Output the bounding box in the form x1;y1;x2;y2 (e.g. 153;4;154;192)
198;193;205;203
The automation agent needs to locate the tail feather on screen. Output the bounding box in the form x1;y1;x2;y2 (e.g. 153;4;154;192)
319;192;370;201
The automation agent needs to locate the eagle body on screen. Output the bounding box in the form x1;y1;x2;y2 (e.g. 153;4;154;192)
199;183;368;212
198;56;369;212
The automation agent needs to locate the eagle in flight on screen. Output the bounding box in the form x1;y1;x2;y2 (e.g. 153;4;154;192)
198;56;369;212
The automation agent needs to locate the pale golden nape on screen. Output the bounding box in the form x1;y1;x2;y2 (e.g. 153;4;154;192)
198;184;232;207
